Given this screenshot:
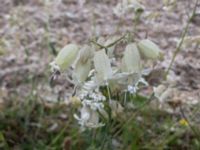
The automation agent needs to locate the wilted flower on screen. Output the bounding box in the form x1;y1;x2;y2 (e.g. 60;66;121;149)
74;105;104;130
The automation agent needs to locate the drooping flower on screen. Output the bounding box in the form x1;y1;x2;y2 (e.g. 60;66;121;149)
121;43;141;73
137;39;163;60
93;49;113;85
51;44;79;72
73;45;93;84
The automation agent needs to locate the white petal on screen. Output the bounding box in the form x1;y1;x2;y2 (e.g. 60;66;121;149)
80;106;90;121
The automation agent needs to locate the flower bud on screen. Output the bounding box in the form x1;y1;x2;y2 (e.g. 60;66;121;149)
54;44;79;71
138;39;163;60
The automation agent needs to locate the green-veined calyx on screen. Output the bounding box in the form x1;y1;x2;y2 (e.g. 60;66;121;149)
93;49;112;84
138;39;163;60
122;43;141;73
73;45;93;84
51;44;79;72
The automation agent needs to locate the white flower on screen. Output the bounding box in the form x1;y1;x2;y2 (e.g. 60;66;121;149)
127;85;137;94
74;82;107;129
74;105;104;130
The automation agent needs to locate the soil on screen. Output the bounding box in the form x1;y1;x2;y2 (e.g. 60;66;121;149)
0;0;199;105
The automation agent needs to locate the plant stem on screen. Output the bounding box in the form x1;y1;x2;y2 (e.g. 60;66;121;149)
106;84;111;103
90;34;126;54
124;91;127;105
165;0;198;78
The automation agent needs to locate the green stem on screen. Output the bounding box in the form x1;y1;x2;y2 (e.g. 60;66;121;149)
165;0;198;78
90;34;126;54
106;84;111;103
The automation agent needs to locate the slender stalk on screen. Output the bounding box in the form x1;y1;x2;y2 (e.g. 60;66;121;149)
106;84;111;103
90;34;126;54
90;40;107;49
165;0;198;77
105;34;126;48
124;91;127;105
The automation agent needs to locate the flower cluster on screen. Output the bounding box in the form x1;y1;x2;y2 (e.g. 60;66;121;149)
50;36;163;130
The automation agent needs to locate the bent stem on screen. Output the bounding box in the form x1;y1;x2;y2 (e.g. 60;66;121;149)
165;0;198;78
90;34;126;54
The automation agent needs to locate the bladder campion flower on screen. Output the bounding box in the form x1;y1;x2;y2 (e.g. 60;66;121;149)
50;36;163;130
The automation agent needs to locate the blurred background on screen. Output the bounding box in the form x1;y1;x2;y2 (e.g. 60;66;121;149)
0;0;200;149
0;0;200;104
